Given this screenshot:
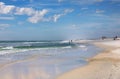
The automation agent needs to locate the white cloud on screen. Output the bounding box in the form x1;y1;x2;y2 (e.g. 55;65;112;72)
64;9;74;14
15;7;49;23
53;9;74;22
53;14;62;22
81;7;88;10
28;9;48;23
0;2;49;23
0;2;74;23
15;7;35;16
0;2;15;14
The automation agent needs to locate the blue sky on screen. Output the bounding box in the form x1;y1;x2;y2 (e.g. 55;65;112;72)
0;0;120;40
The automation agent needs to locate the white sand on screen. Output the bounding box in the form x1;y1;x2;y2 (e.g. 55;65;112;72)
99;40;120;47
56;40;120;79
0;40;120;79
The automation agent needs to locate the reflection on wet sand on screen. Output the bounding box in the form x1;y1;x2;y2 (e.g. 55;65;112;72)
0;58;53;79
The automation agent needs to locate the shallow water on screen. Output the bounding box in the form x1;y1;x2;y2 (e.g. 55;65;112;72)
0;41;102;79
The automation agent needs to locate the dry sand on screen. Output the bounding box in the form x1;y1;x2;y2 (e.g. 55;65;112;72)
56;40;120;79
0;40;120;79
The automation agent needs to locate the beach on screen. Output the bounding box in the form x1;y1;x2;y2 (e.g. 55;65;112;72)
57;40;120;79
0;40;120;79
0;40;101;79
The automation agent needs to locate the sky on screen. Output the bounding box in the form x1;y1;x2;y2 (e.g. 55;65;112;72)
0;0;120;40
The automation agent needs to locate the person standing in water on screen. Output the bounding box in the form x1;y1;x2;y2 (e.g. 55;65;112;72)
69;40;72;45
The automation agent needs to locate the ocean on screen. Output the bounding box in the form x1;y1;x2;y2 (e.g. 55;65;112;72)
0;40;102;79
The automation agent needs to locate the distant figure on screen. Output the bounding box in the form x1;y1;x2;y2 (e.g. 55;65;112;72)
69;40;72;45
113;36;118;40
71;40;72;43
101;36;106;40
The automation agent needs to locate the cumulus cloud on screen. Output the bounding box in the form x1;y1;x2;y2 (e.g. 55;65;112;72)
28;9;48;23
0;2;49;23
53;9;74;22
15;7;35;15
0;2;74;23
0;2;15;14
15;7;49;23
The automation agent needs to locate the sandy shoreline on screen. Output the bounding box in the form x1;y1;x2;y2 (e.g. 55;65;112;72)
0;40;120;79
56;40;120;79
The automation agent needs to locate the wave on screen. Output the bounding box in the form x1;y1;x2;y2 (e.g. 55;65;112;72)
1;46;14;50
13;41;74;49
0;40;86;55
0;46;73;55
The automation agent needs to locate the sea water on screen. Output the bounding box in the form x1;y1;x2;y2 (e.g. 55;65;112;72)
0;40;102;79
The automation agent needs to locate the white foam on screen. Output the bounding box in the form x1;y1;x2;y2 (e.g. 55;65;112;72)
0;46;73;55
1;46;14;50
79;45;86;48
0;49;27;55
61;46;72;49
60;40;69;43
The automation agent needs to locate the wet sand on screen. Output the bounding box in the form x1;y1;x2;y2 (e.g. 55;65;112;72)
57;40;120;79
0;40;120;79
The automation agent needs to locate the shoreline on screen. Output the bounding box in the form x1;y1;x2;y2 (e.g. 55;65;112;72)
0;40;120;79
56;40;120;79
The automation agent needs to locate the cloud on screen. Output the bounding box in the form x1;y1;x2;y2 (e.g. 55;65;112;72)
0;2;49;23
28;9;48;23
0;2;74;23
53;14;62;22
15;7;35;16
53;9;74;22
0;2;15;14
81;7;88;10
0;24;10;30
64;9;74;13
15;7;49;23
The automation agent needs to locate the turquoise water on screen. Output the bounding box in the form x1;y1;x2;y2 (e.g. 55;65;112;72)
0;40;102;79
